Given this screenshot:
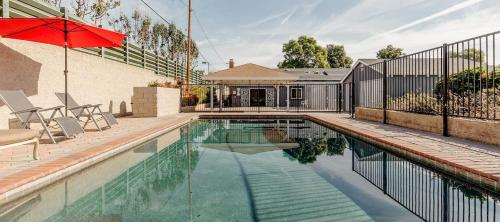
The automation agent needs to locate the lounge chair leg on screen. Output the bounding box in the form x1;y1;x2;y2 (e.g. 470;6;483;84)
36;112;56;144
96;106;112;128
33;138;39;160
86;107;102;131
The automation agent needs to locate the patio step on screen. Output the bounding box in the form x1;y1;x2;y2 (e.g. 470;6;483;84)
239;153;372;222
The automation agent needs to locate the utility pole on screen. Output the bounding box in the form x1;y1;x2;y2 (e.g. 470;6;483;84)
186;0;192;84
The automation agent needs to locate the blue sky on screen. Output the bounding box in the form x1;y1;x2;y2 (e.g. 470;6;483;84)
115;0;499;71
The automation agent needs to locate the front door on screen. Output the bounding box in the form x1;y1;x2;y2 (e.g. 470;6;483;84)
250;89;266;106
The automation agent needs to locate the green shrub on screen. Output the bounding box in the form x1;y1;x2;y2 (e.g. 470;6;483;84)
434;68;500;97
388;92;440;114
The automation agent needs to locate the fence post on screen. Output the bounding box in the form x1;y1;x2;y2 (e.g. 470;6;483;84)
210;82;214;112
382;152;387;194
125;38;129;64
383;60;388;124
2;0;9;18
175;61;178;80
350;82;355;117
442;177;449;222
142;47;146;69
156;52;160;75
337;84;342;112
442;43;449;136
219;84;223;112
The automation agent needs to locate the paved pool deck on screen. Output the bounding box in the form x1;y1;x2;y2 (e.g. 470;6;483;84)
0;112;499;204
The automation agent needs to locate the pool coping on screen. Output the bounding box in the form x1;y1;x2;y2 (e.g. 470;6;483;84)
0;115;198;207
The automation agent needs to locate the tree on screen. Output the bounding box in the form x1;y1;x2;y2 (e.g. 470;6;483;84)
90;0;120;26
450;48;485;63
376;45;405;59
326;44;353;68
72;0;92;19
277;36;329;68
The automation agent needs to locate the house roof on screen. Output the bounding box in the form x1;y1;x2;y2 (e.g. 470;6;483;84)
276;68;350;81
203;63;298;81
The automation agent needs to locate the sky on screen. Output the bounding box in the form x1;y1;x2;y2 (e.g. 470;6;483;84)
112;0;500;71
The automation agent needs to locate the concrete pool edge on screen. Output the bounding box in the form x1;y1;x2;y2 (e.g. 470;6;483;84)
0;115;198;206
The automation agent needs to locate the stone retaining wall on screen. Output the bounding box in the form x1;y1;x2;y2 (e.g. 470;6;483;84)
355;107;500;146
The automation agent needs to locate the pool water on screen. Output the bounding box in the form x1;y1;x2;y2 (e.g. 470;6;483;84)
2;119;499;222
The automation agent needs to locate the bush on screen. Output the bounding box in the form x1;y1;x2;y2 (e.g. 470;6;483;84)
388;92;440;114
147;80;179;88
181;94;199;106
434;68;500;98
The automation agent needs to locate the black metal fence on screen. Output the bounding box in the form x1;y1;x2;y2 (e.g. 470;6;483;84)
180;83;350;112
353;142;500;222
349;31;499;133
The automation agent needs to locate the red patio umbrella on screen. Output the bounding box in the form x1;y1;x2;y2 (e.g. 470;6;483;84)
0;17;126;115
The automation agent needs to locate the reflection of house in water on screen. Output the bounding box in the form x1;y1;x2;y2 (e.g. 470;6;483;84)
195;119;341;144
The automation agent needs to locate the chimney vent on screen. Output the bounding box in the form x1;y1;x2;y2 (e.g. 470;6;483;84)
229;59;235;68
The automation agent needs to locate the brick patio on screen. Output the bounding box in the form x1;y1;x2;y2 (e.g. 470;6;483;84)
0;112;499;203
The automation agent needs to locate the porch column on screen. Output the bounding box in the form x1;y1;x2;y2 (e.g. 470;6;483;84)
286;85;290;111
276;84;280;110
210;81;214;112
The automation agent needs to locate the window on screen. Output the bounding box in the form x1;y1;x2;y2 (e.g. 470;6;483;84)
291;87;303;99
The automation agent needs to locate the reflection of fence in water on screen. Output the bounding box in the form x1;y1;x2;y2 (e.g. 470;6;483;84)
352;141;500;222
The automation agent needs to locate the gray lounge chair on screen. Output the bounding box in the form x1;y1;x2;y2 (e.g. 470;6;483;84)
55;92;118;131
0;90;84;144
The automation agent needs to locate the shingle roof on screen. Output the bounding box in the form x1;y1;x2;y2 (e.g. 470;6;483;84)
203;63;298;81
277;68;350;81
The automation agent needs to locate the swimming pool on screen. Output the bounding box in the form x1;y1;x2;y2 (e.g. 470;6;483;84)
1;119;499;221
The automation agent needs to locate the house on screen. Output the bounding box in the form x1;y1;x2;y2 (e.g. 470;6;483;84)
201;60;349;110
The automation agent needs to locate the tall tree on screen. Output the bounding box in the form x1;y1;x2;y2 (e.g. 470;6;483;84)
376;45;405;59
72;0;92;19
326;44;353;68
90;0;120;26
450;48;485;63
278;36;329;68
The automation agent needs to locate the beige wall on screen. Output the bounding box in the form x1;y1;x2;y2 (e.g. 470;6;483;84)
132;87;180;117
0;38;173;129
355;107;500;146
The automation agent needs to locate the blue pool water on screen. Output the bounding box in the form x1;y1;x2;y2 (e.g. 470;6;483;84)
1;119;499;222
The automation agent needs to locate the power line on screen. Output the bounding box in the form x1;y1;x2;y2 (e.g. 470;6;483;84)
177;0;225;64
193;12;225;64
139;0;173;26
140;0;215;69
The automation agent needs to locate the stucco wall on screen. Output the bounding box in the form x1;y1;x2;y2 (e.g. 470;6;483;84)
0;38;173;129
132;87;180;117
355;107;500;146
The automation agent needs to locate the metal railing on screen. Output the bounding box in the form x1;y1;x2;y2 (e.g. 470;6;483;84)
0;0;191;82
353;140;500;222
180;83;349;113
348;31;499;134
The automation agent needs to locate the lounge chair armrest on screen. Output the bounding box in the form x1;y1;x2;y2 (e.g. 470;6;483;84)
87;104;102;108
11;107;42;114
39;105;65;112
68;105;91;110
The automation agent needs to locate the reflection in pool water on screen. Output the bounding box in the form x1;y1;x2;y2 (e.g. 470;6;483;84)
1;119;499;222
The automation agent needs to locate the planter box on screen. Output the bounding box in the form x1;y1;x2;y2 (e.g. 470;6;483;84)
132;87;180;117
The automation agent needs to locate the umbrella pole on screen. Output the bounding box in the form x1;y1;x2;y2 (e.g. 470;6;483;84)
64;19;68;117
